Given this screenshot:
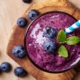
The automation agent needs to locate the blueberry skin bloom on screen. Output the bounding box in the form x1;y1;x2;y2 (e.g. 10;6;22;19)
12;45;26;58
17;17;27;28
14;67;27;77
0;62;11;72
44;27;57;38
43;40;57;53
28;10;39;20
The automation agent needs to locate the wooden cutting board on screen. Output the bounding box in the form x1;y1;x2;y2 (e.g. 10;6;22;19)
7;0;80;80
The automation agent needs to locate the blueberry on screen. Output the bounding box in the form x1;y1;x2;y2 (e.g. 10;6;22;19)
44;27;57;38
28;10;39;20
22;0;32;3
43;40;57;53
12;45;26;58
14;67;27;77
0;62;11;72
17;17;27;28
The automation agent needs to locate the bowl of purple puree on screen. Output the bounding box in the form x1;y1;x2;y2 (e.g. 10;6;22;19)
24;11;80;73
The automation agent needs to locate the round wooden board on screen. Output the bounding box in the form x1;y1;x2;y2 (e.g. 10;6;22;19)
7;0;80;80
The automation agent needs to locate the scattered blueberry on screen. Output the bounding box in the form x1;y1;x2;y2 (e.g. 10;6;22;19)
14;67;27;77
44;27;57;38
28;10;39;20
0;62;11;72
17;17;27;28
43;40;57;53
12;45;26;58
22;0;32;3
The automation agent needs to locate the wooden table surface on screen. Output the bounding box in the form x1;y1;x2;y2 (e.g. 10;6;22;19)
0;0;80;80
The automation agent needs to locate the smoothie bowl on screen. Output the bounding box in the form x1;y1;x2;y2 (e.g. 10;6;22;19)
24;11;80;73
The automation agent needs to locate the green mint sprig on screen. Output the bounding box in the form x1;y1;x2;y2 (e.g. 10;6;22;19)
57;30;80;45
58;45;68;58
57;30;80;58
57;30;66;44
66;36;80;45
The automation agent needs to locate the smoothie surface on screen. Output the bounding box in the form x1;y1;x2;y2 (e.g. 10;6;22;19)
26;12;80;72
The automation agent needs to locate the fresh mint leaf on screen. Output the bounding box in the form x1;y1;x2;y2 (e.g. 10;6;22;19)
57;30;66;44
66;36;80;45
58;45;68;58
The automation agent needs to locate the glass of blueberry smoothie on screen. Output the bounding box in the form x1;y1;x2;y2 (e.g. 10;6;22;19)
24;11;80;73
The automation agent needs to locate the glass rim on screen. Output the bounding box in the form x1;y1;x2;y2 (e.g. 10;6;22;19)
24;11;79;73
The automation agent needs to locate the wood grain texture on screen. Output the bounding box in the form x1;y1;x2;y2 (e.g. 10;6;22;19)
0;0;80;80
6;0;80;80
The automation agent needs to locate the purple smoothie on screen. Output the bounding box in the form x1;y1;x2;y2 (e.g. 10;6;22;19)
25;12;80;72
